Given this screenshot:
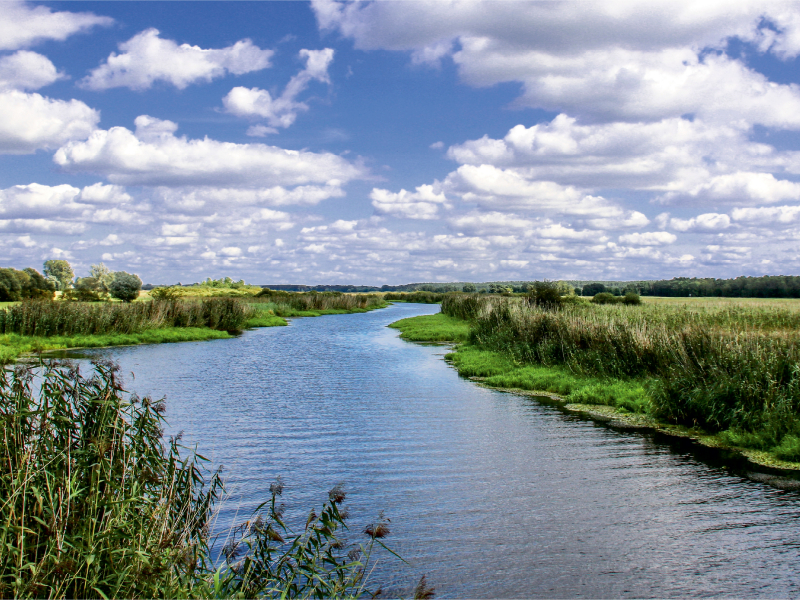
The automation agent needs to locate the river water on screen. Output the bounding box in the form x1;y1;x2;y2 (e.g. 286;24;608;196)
66;302;800;597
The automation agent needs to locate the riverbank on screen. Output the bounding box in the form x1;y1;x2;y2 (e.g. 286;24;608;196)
389;310;800;477
0;293;394;363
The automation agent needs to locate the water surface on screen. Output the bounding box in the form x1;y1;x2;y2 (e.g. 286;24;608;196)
69;303;800;598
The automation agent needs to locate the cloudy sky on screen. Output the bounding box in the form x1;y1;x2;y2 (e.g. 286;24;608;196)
3;1;800;284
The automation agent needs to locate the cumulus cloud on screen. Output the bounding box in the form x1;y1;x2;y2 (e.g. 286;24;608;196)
53;115;366;188
618;231;677;245
370;184;448;219
0;51;64;91
657;172;800;206
313;0;800;125
0;90;99;154
223;48;334;129
80;28;273;91
731;205;800;226
0;1;112;51
668;213;731;232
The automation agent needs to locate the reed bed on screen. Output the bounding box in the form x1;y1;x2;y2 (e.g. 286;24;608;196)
1;362;400;598
0;298;255;337
251;291;386;315
442;294;800;460
383;291;445;304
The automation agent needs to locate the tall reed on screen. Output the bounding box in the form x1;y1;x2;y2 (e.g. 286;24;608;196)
251;291;385;315
442;294;800;459
1;362;401;598
0;298;255;337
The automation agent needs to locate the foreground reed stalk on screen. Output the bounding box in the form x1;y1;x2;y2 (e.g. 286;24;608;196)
441;294;800;460
1;362;401;598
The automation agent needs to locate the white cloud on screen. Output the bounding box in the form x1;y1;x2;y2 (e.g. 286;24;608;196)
0;183;81;218
668;213;731;232
0;1;112;51
731;205;800;226
618;231;677;245
370;184;448;220
0;90;99;154
78;183;132;205
657;172;800;206
80;28;273;91
0;51;64;91
223;48;334;129
314;0;800;126
53;115;366;188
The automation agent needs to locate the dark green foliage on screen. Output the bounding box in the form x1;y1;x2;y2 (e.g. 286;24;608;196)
462;283;476;293
0;268;55;301
0;298;254;337
623;292;641;305
591;292;619;305
65;277;106;302
582;283;606;296
526;281;563;310
639;275;800;298
42;260;73;291
109;271;142;302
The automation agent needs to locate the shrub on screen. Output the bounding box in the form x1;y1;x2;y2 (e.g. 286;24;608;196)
591;292;618;305
526;281;564;310
623;292;641;305
109;272;142;302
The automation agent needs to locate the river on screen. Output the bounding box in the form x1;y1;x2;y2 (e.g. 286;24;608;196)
66;302;800;597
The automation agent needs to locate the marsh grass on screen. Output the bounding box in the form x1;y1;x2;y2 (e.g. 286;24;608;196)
440;294;800;460
388;313;471;342
383;291;445;304
251;291;387;317
0;298;256;338
1;362;404;599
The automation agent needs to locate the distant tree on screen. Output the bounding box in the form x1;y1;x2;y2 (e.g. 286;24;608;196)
591;292;618;305
66;277;106;302
90;262;113;292
582;282;606;296
0;267;55;301
462;283;476;293
109;271;142;302
23;268;55;299
43;259;74;291
526;280;563;310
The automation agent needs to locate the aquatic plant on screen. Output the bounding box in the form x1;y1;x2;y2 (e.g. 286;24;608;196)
440;293;800;459
0;298;256;337
0;361;405;598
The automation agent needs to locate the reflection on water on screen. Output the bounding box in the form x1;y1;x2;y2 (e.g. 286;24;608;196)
67;303;800;598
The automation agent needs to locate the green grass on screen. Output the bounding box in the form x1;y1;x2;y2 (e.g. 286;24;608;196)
0;328;235;363
388;313;471;342
390;305;800;470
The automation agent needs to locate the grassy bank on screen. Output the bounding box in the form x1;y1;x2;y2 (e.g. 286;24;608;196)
390;295;800;470
0;291;394;363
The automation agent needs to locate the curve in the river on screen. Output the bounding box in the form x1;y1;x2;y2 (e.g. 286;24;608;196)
67;303;800;598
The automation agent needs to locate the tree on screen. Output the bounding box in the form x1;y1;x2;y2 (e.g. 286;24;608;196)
582;282;606;296
43;260;74;291
462;283;476;293
89;262;113;292
526;280;563;310
67;277;106;302
109;271;142;302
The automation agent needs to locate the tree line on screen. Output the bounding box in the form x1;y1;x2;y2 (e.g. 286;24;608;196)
0;260;142;302
583;276;800;298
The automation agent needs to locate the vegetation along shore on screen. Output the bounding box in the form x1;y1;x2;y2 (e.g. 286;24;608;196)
0;262;388;364
390;288;800;474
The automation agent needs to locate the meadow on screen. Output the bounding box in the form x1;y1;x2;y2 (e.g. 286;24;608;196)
392;293;800;468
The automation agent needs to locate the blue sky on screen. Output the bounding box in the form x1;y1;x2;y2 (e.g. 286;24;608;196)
3;1;800;285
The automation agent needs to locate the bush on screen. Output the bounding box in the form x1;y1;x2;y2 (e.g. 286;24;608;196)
526;281;563;310
65;276;106;302
591;292;618;305
623;292;641;305
109;272;142;302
